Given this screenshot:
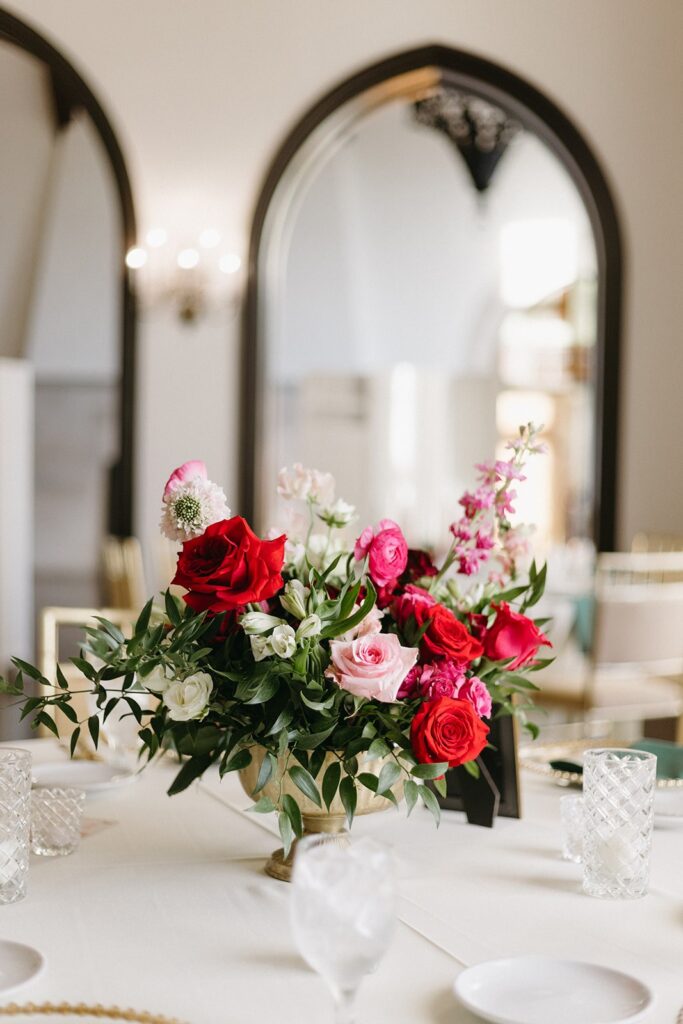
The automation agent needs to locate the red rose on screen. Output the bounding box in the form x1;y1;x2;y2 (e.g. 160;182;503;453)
393;587;483;665
400;548;438;585
410;696;489;768
173;516;285;614
483;602;551;670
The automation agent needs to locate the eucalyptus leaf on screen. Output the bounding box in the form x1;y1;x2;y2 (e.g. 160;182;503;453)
322;761;341;810
282;794;303;838
288;765;322;807
376;760;401;794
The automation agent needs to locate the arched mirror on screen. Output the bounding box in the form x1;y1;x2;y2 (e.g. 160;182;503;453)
0;10;135;681
241;45;621;561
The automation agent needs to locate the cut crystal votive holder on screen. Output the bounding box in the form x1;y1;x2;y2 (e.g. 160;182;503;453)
582;747;656;900
31;786;85;857
0;748;32;904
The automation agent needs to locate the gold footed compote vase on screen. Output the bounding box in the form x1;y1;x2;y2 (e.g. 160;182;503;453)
239;745;400;882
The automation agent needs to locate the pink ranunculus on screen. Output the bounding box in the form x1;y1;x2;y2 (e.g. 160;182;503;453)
327;633;418;702
163;460;207;498
398;660;466;701
456;676;493;718
354;519;408;588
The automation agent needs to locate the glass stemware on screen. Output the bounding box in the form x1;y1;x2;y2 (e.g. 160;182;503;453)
290;835;396;1023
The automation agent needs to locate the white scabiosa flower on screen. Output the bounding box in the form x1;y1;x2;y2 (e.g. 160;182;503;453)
296;614;322;640
250;635;272;662
159;461;230;542
240;612;284;635
163;671;213;722
270;624;297;659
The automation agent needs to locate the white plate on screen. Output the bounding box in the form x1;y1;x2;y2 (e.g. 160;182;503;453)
453;956;653;1024
0;940;45;997
32;760;138;795
654;788;683;828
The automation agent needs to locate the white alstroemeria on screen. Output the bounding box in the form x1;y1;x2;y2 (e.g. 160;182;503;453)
297;614;322;640
277;463;335;506
270;624;297;659
280;579;310;620
240;612;284;635
163;672;213;722
317;498;357;529
250;635;272;662
142;663;175;694
160;476;230;542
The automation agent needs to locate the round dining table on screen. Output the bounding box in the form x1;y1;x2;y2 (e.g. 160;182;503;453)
2;739;681;1023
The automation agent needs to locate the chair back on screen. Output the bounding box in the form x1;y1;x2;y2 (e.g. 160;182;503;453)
593;552;683;669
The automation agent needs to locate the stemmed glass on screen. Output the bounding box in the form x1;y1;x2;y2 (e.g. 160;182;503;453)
290;835;397;1023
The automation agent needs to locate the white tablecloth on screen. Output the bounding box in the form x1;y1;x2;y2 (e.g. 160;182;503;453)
3;740;681;1023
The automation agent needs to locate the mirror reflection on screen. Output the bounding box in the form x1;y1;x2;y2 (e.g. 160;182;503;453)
260;83;598;557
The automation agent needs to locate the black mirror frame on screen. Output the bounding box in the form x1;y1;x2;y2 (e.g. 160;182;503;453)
241;43;623;551
0;6;137;537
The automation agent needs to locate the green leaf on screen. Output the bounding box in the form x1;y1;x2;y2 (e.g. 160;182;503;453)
11;657;46;683
55;665;70;691
432;776;448;798
524;721;540;740
167;754;214;795
339;775;357;828
376;760;402;795
410;762;449;780
320;581;377;640
277;727;289;759
93;617;125;644
282;794;303;838
357;772;379;793
419;783;441;826
19;696;43;721
135;598;154;636
70;657;97;682
223;748;252;774
56;701;78;724
69;726;81;757
248;795;277;814
267;708;294;738
404;778;419;815
462;759;481;779
288;765;322;807
278;809;294;858
87;714;100;749
164;589;182;627
367;737;391;760
253;751;276;795
322;760;341;810
309;747;327;780
294;722;337;750
37;711;59;737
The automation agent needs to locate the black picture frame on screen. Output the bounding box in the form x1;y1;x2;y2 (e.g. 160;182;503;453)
436;714;521;827
240;43;623;553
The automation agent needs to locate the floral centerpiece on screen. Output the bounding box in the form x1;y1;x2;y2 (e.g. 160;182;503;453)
2;425;550;875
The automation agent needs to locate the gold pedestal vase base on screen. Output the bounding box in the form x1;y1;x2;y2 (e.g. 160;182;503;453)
265;816;350;882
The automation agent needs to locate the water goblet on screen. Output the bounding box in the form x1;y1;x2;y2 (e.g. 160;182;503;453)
0;748;32;904
290;835;397;1023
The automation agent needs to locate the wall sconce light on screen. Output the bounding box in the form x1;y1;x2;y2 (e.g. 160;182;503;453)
125;229;243;323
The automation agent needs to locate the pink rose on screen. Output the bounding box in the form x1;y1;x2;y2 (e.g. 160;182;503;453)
354;519;408;587
327;633;418;702
163;460;207;498
456;676;493;718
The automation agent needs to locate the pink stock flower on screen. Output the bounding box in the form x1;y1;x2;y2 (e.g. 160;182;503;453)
354;520;408;587
459;487;495;519
327;633;418;702
163;460;207;498
496;489;517;516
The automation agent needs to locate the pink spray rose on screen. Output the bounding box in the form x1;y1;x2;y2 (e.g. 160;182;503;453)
456;676;493;718
354;519;408;588
327;633;418;702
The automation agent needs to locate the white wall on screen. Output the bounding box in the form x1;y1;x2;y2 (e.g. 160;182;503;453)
6;0;683;548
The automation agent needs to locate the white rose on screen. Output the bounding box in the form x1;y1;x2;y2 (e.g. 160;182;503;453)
318;498;356;528
270;623;297;659
297;614;322;640
163;671;213;722
280;579;309;619
250;635;272;662
142;664;175;694
240;612;284;635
